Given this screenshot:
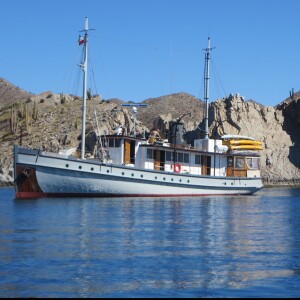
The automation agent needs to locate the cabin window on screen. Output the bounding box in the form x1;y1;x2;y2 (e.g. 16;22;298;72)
108;138;121;147
195;155;201;165
227;157;233;167
246;158;253;169
254;158;260;169
109;139;114;147
147;149;154;159
165;151;189;163
101;139;108;147
177;152;184;163
184;153;189;163
165;151;173;162
235;157;245;169
176;152;190;163
246;157;260;170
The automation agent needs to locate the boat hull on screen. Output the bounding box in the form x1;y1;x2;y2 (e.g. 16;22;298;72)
14;146;263;199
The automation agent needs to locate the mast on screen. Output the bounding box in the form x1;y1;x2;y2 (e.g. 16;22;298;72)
79;17;95;159
203;37;214;139
121;104;148;137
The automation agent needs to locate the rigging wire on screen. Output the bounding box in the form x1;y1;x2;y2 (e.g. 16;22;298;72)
72;65;82;96
85;46;99;130
55;46;84;96
155;47;163;96
72;46;85;96
169;40;173;94
211;58;227;99
197;52;229;120
92;32;218;102
85;44;109;158
87;48;99;97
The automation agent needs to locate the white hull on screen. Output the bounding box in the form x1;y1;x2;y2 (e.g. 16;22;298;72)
14;146;263;198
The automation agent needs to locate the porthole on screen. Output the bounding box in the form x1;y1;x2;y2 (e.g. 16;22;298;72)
141;174;143;178
163;177;166;181
187;180;190;183
131;173;134;177
179;179;182;182
66;164;69;168
107;170;109;173
171;178;174;181
91;167;94;171
79;166;82;169
155;176;157;180
122;172;125;175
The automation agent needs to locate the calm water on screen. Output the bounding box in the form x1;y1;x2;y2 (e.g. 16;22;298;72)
0;187;300;298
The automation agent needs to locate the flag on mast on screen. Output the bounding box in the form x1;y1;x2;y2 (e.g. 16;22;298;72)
78;35;85;45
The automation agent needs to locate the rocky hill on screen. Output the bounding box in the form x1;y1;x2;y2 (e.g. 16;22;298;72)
0;78;32;107
1;78;300;186
139;93;205;132
206;93;300;185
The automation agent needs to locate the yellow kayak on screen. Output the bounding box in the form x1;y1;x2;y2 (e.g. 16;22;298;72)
223;139;262;146
229;144;263;150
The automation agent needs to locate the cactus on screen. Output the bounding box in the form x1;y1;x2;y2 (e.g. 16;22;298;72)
75;118;78;129
87;88;92;100
60;93;66;104
290;88;295;100
25;104;31;134
10;105;18;134
22;103;26;118
32;101;38;121
18;101;24;118
34;108;38;121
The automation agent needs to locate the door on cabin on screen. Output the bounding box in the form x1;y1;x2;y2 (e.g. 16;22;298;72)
154;150;165;171
201;155;211;175
124;140;136;164
227;156;234;177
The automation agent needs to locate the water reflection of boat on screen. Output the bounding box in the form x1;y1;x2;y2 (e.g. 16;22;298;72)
13;20;263;199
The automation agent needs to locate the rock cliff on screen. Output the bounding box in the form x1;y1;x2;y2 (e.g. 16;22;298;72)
206;93;300;185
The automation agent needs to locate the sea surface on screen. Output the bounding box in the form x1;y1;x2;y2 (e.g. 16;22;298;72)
0;187;300;298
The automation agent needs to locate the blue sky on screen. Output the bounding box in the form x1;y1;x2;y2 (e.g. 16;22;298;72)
1;0;300;106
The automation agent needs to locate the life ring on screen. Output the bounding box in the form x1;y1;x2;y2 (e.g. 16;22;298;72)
173;163;181;173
